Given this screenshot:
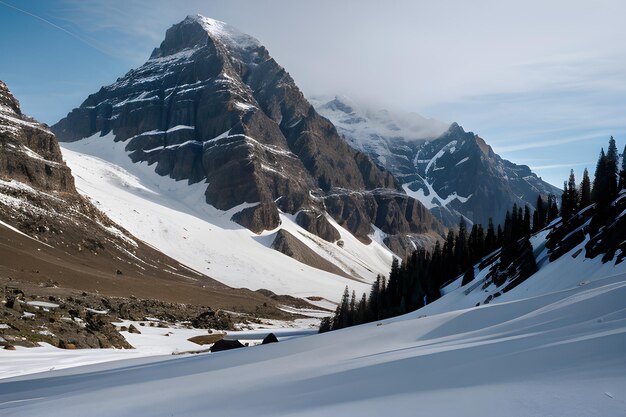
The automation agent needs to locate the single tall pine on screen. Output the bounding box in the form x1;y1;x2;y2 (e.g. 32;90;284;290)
607;136;619;200
580;168;592;209
619;145;626;190
593;149;610;208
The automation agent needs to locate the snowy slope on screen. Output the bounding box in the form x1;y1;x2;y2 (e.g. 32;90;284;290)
60;133;395;302
1;223;625;416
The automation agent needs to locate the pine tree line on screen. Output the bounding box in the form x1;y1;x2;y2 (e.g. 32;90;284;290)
321;137;626;333
562;136;625;220
321;201;537;332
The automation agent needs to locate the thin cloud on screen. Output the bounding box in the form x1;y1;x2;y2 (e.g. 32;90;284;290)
495;132;611;153
531;162;593;170
0;0;112;56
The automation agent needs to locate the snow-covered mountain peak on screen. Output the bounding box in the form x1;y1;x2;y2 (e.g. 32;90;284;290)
148;14;262;61
314;95;450;143
189;14;261;51
314;96;561;227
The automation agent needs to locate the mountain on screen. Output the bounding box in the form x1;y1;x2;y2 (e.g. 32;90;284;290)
0;79;291;313
52;15;447;280
313;96;561;227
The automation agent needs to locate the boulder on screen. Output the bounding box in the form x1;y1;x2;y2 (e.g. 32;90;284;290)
210;339;245;352
58;340;77;349
127;324;141;334
261;333;278;344
187;334;225;345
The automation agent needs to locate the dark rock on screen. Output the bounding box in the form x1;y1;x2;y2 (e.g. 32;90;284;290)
271;229;351;277
210;338;245;352
231;203;280;233
261;333;278;344
295;211;340;242
8;297;21;313
58;340;77;349
127;324;141;334
324;189;445;252
191;309;234;330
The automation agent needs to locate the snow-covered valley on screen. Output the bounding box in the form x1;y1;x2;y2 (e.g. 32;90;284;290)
1;226;625;416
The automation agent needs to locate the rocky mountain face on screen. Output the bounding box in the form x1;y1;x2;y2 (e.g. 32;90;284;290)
53;15;445;257
0;79;291;315
314;96;561;228
0;80;75;193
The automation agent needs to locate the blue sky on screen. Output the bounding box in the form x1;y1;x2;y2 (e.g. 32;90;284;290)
1;0;625;187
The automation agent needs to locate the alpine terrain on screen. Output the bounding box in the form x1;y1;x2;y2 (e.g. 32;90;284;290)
1;10;625;417
313;96;561;227
52;15;448;300
2;157;624;416
0;78;315;348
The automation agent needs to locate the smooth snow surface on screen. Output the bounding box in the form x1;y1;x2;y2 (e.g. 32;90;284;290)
0;319;316;380
60;132;393;301
2;229;625;416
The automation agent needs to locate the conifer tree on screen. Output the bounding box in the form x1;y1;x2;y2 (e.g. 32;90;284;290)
535;195;547;231
357;293;367;324
485;218;496;252
319;317;332;333
606;136;619;201
593;148;610;208
335;286;351;329
560;181;569;219
547;194;559;222
461;265;475;286
523;205;532;237
561;169;579;220
368;275;381;321
503;210;512;246
444;230;456;278
618;145;626;190
510;204;519;239
455;218;468;271
580;167;592;209
387;258;401;308
607;136;619;182
348;290;357;326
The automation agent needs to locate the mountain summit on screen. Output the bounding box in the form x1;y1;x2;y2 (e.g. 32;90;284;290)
53;16;446;289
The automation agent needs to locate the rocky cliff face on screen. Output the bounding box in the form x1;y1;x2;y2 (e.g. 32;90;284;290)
314;96;561;228
0;80;74;193
0;79;290;313
53;15;444;255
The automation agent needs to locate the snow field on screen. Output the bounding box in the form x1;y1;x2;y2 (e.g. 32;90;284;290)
61;132;393;302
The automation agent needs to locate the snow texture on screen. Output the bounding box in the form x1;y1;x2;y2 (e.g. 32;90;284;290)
1;228;624;416
59;132;394;302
